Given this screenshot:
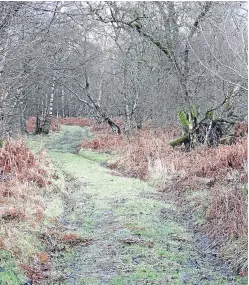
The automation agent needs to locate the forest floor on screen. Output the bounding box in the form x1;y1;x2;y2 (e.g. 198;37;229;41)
29;125;246;285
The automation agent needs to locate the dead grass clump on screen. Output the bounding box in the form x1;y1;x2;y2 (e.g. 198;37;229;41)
235;121;248;138
26;116;37;133
20;251;51;283
157;138;247;186
81;128;174;179
80;126;177;180
80;117;127;152
91;121;111;132
0;139;52;187
51;119;61;132
80;120;247;186
85;126;247;182
0;180;45;221
116;130;174;179
221;237;248;274
20;263;49;284
0;139;56;282
176;140;246;185
27;116;61;133
59;117;93;127
91;117;125;133
205;185;247;240
81;133;126;153
0;180;49;280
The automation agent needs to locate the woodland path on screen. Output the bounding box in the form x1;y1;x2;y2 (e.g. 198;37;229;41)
30;126;242;285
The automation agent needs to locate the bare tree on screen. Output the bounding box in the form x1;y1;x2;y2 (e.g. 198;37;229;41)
0;1;246;139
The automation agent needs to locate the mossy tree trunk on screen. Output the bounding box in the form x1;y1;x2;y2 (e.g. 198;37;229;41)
169;135;190;148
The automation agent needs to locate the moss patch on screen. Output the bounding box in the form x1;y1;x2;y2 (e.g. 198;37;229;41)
44;197;64;221
0;250;26;285
79;149;115;164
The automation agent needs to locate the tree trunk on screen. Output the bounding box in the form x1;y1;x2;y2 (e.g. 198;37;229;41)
169;135;190;148
35;80;55;134
106;118;121;134
42;79;55;134
35;115;42;134
61;85;65;118
125;104;132;136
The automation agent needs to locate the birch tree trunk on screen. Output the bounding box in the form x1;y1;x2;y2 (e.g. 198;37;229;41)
35;79;55;134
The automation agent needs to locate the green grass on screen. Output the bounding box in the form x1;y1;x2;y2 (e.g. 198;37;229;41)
44;196;64;224
78;277;100;285
79;149;115;164
28;125;92;154
0;250;26;285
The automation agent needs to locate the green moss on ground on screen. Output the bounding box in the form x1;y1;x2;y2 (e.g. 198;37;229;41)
79;149;115;164
0;250;26;285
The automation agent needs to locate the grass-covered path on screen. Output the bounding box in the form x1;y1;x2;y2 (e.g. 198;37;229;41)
29;126;243;285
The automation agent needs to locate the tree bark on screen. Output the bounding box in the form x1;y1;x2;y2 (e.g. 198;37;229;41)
169;135;190;148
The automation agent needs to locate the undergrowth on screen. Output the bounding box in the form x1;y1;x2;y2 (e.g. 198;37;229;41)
0;139;57;284
59;117;93;127
0;139;52;186
27;116;61;133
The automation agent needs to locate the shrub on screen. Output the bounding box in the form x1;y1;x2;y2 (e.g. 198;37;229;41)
0;139;52;187
81;133;126;153
205;186;247;240
59;117;93;127
173;138;247;180
0;139;54;283
235;121;248;138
